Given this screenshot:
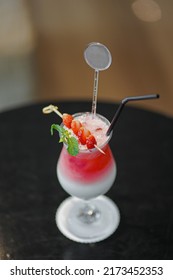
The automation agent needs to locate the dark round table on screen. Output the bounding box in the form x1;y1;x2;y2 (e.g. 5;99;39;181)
0;101;172;260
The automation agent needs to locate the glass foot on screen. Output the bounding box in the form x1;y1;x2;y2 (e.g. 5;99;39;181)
55;195;120;243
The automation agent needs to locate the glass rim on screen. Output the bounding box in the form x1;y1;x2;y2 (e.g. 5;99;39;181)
63;112;113;154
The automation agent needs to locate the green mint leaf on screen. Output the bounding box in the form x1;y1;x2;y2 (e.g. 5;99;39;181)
59;137;64;143
67;137;79;156
50;123;79;156
50;124;63;135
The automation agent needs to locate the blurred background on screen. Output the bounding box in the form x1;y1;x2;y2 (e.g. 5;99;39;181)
0;0;173;117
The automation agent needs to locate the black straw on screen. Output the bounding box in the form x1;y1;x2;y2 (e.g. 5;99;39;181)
106;94;160;136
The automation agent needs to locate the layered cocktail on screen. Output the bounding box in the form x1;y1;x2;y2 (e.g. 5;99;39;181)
57;113;116;200
51;110;120;243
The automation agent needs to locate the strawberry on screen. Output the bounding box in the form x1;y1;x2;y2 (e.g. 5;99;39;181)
71;120;82;135
62;113;73;128
78;127;91;145
86;135;97;149
95;127;102;132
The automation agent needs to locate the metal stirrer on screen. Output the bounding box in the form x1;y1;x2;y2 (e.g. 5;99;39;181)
84;42;112;117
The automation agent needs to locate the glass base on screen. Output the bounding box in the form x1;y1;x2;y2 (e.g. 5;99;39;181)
55;195;120;243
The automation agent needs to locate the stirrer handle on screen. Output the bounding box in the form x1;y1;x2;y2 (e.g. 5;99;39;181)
91;70;99;117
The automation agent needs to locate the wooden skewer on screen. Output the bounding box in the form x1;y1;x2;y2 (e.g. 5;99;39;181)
94;145;105;154
42;104;63;118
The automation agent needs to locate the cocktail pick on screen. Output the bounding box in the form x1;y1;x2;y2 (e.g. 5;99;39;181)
106;94;160;136
42;104;63;118
84;42;112;117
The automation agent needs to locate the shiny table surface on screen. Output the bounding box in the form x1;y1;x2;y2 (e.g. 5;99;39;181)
0;101;173;260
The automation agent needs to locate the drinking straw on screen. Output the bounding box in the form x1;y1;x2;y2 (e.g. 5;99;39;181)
106;94;160;136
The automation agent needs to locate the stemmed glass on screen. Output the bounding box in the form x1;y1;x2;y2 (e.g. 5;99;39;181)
55;112;120;243
55;90;159;243
42;40;159;243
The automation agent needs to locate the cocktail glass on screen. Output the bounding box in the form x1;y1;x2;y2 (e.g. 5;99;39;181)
55;112;120;243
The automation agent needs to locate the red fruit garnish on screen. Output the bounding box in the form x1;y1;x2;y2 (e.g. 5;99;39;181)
78;127;91;145
95;127;102;132
71;120;82;135
62;113;73;128
86;135;97;149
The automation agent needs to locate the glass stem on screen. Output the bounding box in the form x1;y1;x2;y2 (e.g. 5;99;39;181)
78;201;100;224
